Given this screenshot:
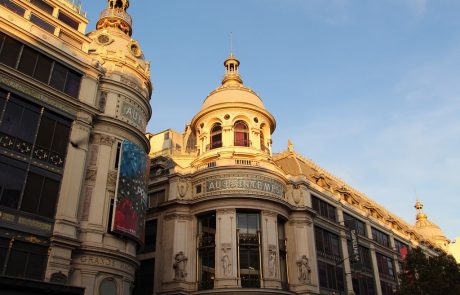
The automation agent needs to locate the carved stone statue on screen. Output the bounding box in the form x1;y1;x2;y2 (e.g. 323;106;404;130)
173;251;188;280
268;247;277;278
296;255;311;283
221;247;232;277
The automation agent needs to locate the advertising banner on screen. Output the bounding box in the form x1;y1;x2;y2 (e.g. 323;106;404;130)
112;140;149;243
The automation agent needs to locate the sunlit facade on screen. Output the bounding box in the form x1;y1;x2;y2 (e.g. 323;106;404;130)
144;54;450;295
0;0;151;294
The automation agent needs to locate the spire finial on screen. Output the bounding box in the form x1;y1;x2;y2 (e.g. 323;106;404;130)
415;199;427;222
288;139;294;152
230;32;233;56
97;0;133;36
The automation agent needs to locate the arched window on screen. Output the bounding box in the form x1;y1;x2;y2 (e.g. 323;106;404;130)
210;123;222;149
234;121;249;147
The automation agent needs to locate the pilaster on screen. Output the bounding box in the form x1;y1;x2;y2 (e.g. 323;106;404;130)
215;208;238;288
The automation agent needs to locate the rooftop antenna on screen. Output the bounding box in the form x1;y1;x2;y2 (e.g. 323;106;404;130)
230;32;233;54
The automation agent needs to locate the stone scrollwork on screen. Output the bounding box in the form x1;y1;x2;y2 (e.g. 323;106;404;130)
296;255;311;284
173;251;188;281
85;168;97;183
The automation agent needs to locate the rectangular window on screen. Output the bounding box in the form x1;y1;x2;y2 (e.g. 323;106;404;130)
0;34;82;98
394;239;409;260
0;0;26;16
49;62;68;91
58;12;79;30
312;195;336;222
376;252;395;280
18;46;39;76
0;90;71;219
0;160;27;209
372;228;390;248
0;34;22;67
143;219;157;252
237;212;261;288
148;189;165;208
380;280;396;295
133;259;155;295
30;14;55;34
315;226;341;260
4;239;47;280
33;54;53;84
30;0;53;14
344;213;367;236
198;213;216;290
318;260;345;292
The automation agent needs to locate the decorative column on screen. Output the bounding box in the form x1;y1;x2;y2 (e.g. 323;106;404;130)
337;208;355;295
222;125;232;147
47;112;92;280
367;222;382;295
286;211;318;294
215;209;238;288
261;210;281;289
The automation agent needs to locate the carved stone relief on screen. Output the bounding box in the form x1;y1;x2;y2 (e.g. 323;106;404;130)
173;251;188;281
268;245;278;278
296;255;311;284
177;178;189;199
107;170;118;190
85;168;97;183
221;243;232;277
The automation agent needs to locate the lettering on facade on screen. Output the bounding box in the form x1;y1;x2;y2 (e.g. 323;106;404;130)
79;255;135;273
350;229;360;262
204;176;284;198
120;102;145;128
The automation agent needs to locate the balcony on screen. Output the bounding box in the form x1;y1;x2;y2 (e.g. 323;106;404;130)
99;8;132;26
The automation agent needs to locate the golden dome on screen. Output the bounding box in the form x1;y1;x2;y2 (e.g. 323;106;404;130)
201;53;265;111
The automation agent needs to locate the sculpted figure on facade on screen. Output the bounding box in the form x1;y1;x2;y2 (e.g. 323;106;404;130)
268;246;277;278
296;255;311;284
221;246;232;277
173;251;188;280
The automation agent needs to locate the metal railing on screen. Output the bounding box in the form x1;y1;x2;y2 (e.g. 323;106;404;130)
99;8;132;25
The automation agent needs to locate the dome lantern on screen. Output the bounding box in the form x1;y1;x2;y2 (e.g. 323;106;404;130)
96;0;133;36
222;53;243;86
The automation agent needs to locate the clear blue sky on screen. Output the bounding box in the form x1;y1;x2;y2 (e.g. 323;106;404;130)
83;1;460;240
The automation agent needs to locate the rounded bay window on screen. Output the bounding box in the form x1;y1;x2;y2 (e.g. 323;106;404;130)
210;123;222;149
234;121;249;147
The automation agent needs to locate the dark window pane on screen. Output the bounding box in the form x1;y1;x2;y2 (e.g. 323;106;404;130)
64;70;81;98
0;164;26;209
25;252;46;279
51;121;70;155
0;237;9;269
144;219;157;252
33;55;53;83
30;14;55;34
0;99;22;136
35;116;55;149
17;105;40;143
38;177;59;218
21;172;44;214
6;248;27;277
0;35;21;68
58;12;79;29
0;0;26;16
18;46;38;76
49;62;67;91
133;259;154;295
30;0;53;14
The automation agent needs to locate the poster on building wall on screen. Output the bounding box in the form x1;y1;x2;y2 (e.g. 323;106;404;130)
112;140;149;243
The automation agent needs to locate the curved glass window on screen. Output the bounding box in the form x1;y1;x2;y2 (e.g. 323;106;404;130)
234;121;249;147
210;124;222;149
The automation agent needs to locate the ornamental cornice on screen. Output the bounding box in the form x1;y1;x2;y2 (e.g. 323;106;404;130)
164;213;192;221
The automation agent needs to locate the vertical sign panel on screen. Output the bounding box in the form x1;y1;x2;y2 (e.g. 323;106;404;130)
112;140;149;243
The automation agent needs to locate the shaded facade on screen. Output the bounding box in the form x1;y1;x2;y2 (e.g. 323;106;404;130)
0;0;152;294
144;54;450;295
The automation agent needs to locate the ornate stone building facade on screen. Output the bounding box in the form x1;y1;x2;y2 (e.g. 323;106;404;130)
0;0;151;294
145;54;450;295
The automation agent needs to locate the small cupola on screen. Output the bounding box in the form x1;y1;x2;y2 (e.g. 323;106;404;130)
222;53;243;86
97;0;133;36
